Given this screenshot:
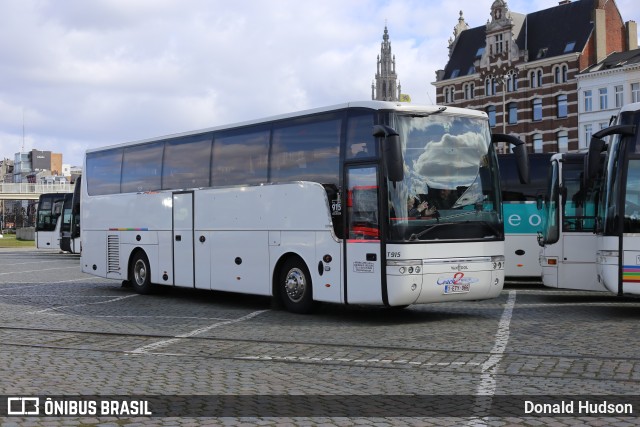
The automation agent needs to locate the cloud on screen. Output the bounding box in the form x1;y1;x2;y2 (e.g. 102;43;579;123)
0;0;638;167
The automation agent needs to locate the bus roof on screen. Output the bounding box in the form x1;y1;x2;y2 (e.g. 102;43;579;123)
85;101;488;154
618;101;640;114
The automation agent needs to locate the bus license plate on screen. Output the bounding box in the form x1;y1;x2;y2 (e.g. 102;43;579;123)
444;284;470;294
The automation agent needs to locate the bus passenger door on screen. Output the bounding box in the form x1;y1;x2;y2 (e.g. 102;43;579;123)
345;166;383;304
173;192;194;287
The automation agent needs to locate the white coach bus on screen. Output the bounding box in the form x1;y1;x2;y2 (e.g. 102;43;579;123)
586;102;640;295
538;151;607;291
81;101;528;313
36;192;67;250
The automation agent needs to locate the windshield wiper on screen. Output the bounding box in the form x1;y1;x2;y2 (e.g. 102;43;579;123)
409;106;447;118
409;222;457;241
408;220;502;241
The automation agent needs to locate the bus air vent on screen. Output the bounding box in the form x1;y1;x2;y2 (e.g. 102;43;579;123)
107;235;120;273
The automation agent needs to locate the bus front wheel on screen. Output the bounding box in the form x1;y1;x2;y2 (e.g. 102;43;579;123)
279;258;315;314
130;251;153;294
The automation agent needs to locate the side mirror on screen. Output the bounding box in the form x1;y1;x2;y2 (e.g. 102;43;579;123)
585;124;635;185
492;133;529;184
373;125;404;182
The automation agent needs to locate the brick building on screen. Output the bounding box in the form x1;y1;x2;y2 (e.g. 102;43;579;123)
433;0;637;153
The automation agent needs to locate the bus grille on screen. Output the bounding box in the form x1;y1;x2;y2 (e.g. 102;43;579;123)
107;235;120;273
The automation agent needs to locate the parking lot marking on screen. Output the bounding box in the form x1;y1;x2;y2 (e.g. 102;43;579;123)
0;266;79;276
128;309;269;354
469;290;516;426
28;294;139;314
236;354;482;368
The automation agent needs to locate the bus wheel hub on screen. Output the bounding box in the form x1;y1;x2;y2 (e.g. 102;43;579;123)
285;268;306;302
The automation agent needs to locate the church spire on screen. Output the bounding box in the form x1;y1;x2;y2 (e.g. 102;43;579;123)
372;25;401;101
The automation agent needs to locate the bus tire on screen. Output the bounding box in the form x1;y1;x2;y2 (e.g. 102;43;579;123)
130;251;153;294
279;257;315;314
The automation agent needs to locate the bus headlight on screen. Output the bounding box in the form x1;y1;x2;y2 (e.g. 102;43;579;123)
388;260;422;275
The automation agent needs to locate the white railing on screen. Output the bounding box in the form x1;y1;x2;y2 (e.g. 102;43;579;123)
0;183;73;194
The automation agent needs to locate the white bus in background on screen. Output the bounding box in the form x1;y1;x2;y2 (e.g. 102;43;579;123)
538;151;607;291
35;192;67;250
60;177;82;254
498;153;551;281
81;101;528;313
586;102;640;295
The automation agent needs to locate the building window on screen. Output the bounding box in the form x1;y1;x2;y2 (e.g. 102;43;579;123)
584;124;593;148
485;79;491;96
632;83;640;103
492;78;498;95
530;71;536;88
537;70;543;87
495;34;503;54
562;65;568;82
557;130;568;152
554;66;561;84
533;134;543;153
532;98;542;121
506;71;518;92
599;87;608;110
470;83;475;99
557;95;568;118
584;90;593;112
487;106;496;127
463;83;475;100
508;102;518;124
615;85;624;108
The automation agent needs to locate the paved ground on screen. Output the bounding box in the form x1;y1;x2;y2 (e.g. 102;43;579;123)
0;248;639;426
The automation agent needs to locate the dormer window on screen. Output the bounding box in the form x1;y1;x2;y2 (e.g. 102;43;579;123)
495;34;504;55
475;47;485;58
536;48;548;59
564;42;576;53
450;69;460;78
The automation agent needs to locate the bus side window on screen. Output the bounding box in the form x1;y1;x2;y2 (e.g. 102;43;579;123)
346;113;376;160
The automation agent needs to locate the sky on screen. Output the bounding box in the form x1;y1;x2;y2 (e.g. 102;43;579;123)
0;0;638;167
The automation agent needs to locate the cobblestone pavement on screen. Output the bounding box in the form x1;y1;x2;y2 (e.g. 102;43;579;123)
1;249;639;426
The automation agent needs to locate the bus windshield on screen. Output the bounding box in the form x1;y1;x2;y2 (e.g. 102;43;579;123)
387;113;502;241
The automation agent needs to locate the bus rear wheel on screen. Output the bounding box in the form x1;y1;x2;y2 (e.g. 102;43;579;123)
130;251;153;294
279;258;315;314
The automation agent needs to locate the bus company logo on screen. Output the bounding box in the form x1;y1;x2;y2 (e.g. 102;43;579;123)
450;264;468;272
7;397;40;415
436;272;479;286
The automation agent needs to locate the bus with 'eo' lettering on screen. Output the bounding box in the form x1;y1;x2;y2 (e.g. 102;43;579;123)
498;153;550;280
81;101;528;313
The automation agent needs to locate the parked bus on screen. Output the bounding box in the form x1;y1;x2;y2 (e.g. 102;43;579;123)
81;101;528;313
60;177;82;254
538;151;607;291
35;192;67;250
498;153;551;280
586;102;640;296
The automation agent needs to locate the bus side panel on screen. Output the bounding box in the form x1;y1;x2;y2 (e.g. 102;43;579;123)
503;202;544;278
313;231;342;303
558;233;604;291
623;236;640;294
210;231;270;295
81;230;108;277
